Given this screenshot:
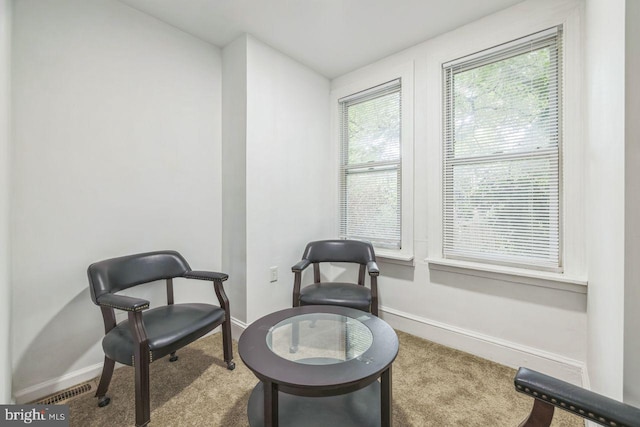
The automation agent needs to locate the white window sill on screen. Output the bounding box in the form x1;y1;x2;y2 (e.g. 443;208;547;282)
375;249;415;266
426;258;587;294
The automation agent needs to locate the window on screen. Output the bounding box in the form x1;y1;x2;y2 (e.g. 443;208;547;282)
442;27;562;271
339;79;402;250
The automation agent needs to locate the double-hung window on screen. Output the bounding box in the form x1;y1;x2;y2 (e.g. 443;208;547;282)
442;27;563;271
339;79;402;250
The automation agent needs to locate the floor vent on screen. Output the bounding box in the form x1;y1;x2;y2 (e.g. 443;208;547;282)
32;380;97;405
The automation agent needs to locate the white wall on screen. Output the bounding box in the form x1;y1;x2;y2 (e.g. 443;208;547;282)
222;36;248;325
11;0;223;400
624;0;640;407
331;0;587;383
9;0;633;405
0;0;12;404
221;35;332;326
244;36;332;323
585;0;626;399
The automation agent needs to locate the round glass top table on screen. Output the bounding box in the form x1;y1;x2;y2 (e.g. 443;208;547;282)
238;305;399;427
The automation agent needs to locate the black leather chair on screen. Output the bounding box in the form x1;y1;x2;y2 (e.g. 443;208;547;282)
514;367;640;427
88;250;235;427
292;239;380;316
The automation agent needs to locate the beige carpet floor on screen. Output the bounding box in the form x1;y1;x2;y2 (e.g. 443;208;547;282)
68;331;583;426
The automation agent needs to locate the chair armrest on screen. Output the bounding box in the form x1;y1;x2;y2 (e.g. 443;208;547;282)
97;294;150;312
183;270;229;282
367;261;379;276
292;259;311;273
515;367;640;427
182;270;230;312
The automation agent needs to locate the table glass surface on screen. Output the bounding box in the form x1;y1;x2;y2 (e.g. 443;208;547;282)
266;312;374;365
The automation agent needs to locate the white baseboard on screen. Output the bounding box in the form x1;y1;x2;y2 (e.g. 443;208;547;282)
230;316;247;339
581;368;592;427
581;365;591;390
13;312;585;404
380;305;586;386
14;362;105;404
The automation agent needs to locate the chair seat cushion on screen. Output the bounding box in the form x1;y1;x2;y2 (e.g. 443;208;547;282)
299;282;371;311
102;303;225;365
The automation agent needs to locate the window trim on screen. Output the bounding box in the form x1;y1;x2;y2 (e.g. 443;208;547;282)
425;9;585;280
330;63;414;261
426;257;587;293
441;26;564;272
339;78;402;250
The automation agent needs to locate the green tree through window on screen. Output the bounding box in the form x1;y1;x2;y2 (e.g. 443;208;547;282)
443;28;562;270
340;80;402;249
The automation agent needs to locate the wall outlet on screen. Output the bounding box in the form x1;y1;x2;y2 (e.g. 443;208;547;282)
270;266;278;283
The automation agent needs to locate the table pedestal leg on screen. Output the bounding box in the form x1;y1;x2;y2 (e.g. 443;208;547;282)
381;366;392;427
264;381;279;427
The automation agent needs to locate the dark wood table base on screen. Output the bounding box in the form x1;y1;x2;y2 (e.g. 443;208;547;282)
247;380;382;427
239;306;398;427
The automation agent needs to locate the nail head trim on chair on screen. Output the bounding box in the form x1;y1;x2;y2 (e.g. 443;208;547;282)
514;367;640;427
99;302;149;312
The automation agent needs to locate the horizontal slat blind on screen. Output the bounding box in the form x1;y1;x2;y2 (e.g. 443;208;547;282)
443;28;562;271
340;79;402;249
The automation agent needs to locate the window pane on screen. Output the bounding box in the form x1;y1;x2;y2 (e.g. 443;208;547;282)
452;47;558;159
340;80;402;249
443;29;562;271
444;157;559;266
345;168;400;245
347;92;400;164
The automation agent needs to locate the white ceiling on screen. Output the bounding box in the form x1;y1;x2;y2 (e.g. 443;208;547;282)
118;0;524;78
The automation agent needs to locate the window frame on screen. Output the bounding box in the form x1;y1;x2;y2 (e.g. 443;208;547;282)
339;79;402;250
331;63;414;262
425;10;586;285
441;27;564;272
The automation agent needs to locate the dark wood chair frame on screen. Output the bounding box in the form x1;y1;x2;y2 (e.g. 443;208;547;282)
514;367;640;427
88;250;235;427
292;239;380;316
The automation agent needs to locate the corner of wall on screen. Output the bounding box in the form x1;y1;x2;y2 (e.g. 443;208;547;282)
0;0;13;405
624;0;640;407
584;0;626;399
221;34;249;324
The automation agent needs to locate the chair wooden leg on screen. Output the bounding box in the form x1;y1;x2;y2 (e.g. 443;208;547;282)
214;280;235;370
129;311;151;427
370;293;379;316
518;399;555;427
222;318;235;370
95;356;115;407
133;349;151;427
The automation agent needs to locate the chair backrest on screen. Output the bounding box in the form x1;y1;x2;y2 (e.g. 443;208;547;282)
88;250;191;304
302;240;376;265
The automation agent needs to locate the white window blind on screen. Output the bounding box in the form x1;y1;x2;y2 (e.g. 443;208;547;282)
339;79;402;249
442;27;562;271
